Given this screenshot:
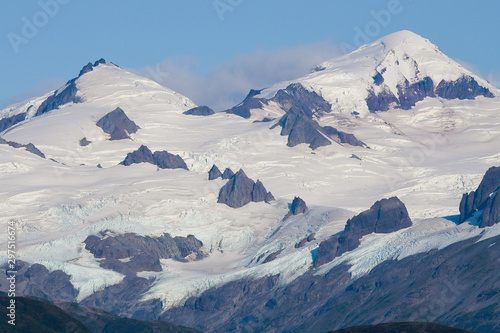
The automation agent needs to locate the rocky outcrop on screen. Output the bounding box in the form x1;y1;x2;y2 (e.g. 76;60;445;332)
459;166;500;227
183;106;215;116
120;145;188;170
217;169;255;208
315;197;412;267
84;232;205;275
397;76;435;109
208;164;222;180
36;80;82;117
78;58;106;77
251;180;268;202
79;137;91;146
0;112;26;133
262;249;284;264
224;83;365;150
337;131;366;147
277;106;331;149
290;196;308;215
295;233;316;248
436;76;494;100
367;75;494;112
366;87;399;112
217;169;274;208
479;192;500;228
225;89;266;118
271;83;332;118
221;168;234;180
0;261;77;302
225;83;331;119
120;145;154;165
0;137;45;158
283;196;308;220
96;107;139;140
153;150;188;170
275;104;365;150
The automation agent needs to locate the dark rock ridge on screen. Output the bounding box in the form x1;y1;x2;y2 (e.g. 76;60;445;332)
262;249;284;264
224;83;365;150
328;322;475;333
459;166;500;228
221;167;234;179
120;145;188;170
36;80;82;117
315;197;412;267
78;58;106;77
0;295;92;333
84;232;205;275
0;59;108;133
208;164;222;180
0;137;45;158
217;169;274;208
0;112;26;133
225;83;331;119
121;145;154;165
271;83;332;118
367;75;494;112
224;89;266;118
153;151;188;170
158;233;499;333
79;137;91;146
275;107;366;150
276;106;332;150
436;75;494;100
36;60;108;117
183;106;215;116
295;233;316;248
96;107;140;140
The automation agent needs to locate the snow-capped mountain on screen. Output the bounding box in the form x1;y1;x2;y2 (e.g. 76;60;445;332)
1;31;499;333
228;30;497;120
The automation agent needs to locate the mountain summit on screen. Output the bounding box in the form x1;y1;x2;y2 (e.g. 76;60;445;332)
227;30;496;120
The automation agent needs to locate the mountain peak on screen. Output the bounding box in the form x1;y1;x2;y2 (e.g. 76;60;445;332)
77;58;108;77
255;30;495;119
376;30;435;48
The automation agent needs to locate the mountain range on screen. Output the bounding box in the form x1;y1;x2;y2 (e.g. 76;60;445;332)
0;30;499;332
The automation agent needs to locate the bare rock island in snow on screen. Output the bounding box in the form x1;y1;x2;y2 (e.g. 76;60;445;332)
120;145;188;170
183;105;215;116
217;169;274;208
96;107;140;141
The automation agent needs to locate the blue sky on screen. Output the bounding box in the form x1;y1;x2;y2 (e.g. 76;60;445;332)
2;0;500;110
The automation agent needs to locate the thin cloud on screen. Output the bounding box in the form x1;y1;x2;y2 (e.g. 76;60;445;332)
0;78;66;110
131;40;341;111
486;72;500;88
454;58;500;88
